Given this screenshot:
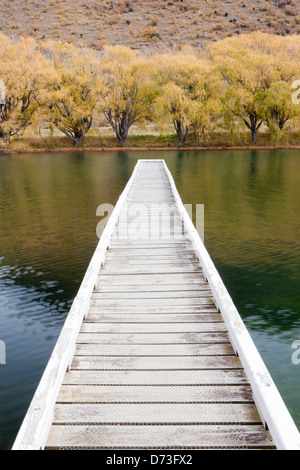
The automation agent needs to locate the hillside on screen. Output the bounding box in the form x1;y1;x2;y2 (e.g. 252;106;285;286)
0;0;299;53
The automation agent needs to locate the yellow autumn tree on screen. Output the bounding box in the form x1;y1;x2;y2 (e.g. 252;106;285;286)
259;81;300;144
0;31;298;148
0;34;45;143
188;65;223;142
210;32;300;142
98;45;150;144
150;53;221;143
37;41;99;145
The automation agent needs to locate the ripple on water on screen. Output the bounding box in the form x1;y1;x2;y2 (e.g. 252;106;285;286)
1;149;300;448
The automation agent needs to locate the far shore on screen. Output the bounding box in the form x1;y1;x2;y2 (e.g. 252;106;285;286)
1;145;300;155
1;131;299;155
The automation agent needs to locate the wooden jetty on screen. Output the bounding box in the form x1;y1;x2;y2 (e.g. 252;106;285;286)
12;159;300;450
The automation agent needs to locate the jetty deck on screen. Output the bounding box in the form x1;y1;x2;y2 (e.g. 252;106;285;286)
12;160;300;450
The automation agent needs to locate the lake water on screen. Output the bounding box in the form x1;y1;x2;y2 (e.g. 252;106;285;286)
0;149;300;449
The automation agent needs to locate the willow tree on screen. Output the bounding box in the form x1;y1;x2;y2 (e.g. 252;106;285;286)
0;34;43;143
154;81;191;142
38;41;98;146
149;53;220;143
210;49;273;142
98;46;150;144
188;65;223;142
259;81;300;144
210;32;300;142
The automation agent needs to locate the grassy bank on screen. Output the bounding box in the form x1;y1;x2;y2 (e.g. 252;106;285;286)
2;130;300;154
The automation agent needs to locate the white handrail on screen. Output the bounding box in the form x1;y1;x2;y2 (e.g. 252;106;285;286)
12;160;142;450
162;159;300;451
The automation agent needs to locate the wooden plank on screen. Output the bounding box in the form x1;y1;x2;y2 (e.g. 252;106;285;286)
79;322;227;334
90;298;214;306
74;343;235;356
98;274;205;281
90;301;215;307
86;313;223;323
105;252;195;258
100;266;203;274
62;369;249;386
115;220;183;226
104;256;197;262
89;303;215;311
56;384;254;403
115;215;182;223
89;307;219;314
106;248;197;255
46;424;275;449
103;260;201;267
124;198;177;203
125;190;176;194
126;193;175;196
76;332;229;344
97;275;207;285
71;355;242;370
52;403;262;425
109;238;191;244
92;286;213;298
115;215;182;221
108;247;194;252
102;260;200;267
95;284;210;292
92;291;213;299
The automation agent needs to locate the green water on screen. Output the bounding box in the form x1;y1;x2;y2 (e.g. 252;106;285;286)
0;149;300;449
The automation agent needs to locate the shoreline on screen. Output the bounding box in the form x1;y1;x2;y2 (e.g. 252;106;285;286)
1;144;300;155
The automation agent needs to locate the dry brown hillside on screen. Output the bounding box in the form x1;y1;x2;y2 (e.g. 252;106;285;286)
0;0;299;53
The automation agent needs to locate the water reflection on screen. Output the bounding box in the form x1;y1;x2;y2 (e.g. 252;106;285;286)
0;148;300;448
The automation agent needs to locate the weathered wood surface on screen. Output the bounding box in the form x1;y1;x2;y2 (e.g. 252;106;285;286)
44;160;276;450
56;384;254;403
46;424;275;450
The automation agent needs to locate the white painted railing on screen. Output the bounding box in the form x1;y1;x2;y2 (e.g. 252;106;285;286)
162;159;300;451
12;160;142;450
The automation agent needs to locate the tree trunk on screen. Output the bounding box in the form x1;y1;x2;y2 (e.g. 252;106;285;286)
244;112;263;143
174;119;189;143
71;133;84;146
105;111;131;144
251;127;258;143
55;116;93;146
115;121;129;144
